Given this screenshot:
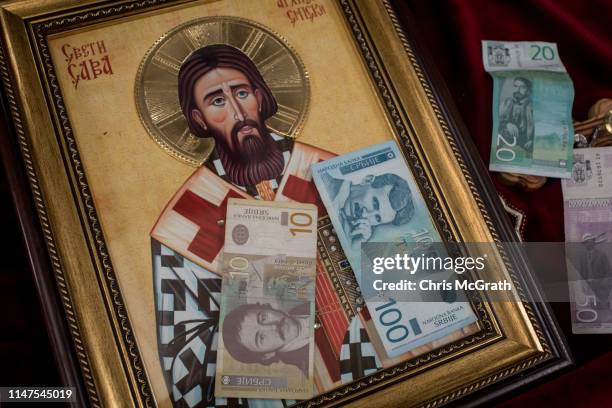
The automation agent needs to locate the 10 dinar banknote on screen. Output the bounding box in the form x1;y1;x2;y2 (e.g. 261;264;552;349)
311;141;477;358
483;40;574;178
562;147;612;333
215;199;318;399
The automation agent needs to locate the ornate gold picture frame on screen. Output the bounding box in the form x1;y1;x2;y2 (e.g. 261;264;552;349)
0;0;570;407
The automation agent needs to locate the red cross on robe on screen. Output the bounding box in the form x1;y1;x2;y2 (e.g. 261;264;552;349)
281;174;327;216
172;189;243;262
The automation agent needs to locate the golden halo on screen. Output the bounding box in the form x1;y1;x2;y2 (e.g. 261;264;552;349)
135;16;310;167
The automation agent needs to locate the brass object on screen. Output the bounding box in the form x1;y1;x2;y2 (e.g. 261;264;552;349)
573;98;612;144
497;172;547;192
0;1;567;407
591;122;612;147
135;16;310;166
587;98;612;119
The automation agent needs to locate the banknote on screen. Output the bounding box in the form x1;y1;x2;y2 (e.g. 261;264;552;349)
562;147;612;333
215;199;317;399
482;40;574;178
311;141;477;358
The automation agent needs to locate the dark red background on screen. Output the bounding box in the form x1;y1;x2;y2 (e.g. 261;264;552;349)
1;1;611;407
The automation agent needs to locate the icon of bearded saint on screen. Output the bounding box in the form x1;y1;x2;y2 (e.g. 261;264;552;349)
149;44;381;408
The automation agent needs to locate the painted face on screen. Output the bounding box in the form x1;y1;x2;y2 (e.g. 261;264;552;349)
343;180;396;227
191;67;264;153
237;308;300;353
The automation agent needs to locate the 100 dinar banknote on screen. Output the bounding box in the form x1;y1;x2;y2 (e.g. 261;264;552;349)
483;40;574;178
311;141;477;358
215;199;317;400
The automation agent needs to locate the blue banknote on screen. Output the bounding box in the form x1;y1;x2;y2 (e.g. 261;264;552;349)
311;141;477;358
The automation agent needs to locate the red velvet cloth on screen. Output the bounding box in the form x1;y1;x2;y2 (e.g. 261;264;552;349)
396;1;612;406
497;351;612;408
401;0;612;243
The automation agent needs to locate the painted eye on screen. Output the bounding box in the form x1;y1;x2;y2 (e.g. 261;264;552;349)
373;197;379;210
236;89;249;99
375;215;382;223
212;96;225;106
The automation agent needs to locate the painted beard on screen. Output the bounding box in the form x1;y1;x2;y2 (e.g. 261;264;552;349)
211;119;285;187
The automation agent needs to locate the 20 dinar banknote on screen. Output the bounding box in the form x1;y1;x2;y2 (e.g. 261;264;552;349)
483;40;574;178
215;199;318;399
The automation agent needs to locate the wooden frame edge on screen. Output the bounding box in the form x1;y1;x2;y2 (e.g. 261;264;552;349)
0;12;91;407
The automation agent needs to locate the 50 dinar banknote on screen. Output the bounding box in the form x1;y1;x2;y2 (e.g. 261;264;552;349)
215;199;318;400
483;40;574;178
562;147;612;333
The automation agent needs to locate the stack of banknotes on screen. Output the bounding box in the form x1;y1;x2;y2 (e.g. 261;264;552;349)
214;141;478;400
562;146;612;333
482;40;575;178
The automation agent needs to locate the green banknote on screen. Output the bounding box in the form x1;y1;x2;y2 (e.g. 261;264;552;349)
216;199;317;400
483;40;574;178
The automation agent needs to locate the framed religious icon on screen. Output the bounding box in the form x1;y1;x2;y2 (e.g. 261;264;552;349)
0;0;571;407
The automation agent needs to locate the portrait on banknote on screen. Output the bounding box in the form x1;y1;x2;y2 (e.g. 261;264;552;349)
221;301;311;373
498;76;534;157
317;171;415;244
5;1;573;407
577;233;612;303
